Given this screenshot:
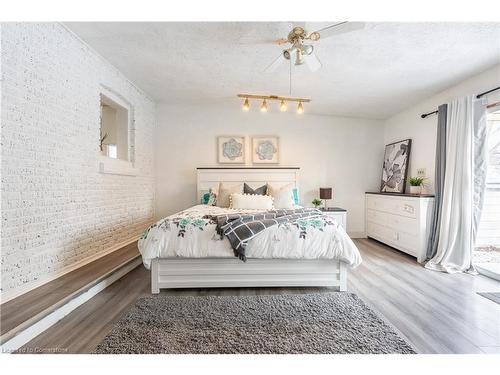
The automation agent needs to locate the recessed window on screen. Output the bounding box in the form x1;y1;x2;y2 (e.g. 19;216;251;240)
100;94;130;161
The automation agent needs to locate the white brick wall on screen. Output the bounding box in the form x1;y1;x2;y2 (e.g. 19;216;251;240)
1;23;156;298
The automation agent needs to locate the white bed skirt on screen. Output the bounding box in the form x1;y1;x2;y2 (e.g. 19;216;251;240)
151;258;347;293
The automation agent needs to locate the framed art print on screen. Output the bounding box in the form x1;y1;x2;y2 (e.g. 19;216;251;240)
217;136;245;164
252;136;279;164
380;139;411;193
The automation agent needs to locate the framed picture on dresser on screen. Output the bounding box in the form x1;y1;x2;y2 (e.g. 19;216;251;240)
380;139;411;193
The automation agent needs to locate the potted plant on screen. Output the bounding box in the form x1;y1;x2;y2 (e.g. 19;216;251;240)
312;198;322;208
408;177;425;194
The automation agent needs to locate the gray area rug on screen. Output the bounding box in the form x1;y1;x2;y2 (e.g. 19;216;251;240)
478;292;500;305
95;293;415;354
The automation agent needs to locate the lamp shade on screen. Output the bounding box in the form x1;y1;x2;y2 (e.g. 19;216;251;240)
319;187;332;200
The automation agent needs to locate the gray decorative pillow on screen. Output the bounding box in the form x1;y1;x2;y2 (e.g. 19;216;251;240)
244;183;268;196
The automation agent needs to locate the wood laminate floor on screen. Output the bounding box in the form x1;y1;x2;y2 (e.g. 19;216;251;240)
1;242;140;341
19;239;500;354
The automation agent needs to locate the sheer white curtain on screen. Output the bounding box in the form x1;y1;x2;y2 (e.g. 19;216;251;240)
425;95;487;273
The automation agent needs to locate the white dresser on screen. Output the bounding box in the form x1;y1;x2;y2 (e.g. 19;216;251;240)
365;192;434;263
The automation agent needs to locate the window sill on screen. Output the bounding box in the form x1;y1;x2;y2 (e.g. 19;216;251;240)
98;156;137;176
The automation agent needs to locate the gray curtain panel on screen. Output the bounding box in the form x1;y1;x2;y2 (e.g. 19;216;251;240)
426;104;447;259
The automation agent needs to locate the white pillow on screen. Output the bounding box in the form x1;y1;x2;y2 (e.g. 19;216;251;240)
216;182;243;208
267;183;295;209
230;193;274;210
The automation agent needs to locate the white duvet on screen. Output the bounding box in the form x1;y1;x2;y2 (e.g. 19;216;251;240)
138;205;362;269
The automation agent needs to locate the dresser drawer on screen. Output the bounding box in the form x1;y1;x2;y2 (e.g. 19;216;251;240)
366;195;418;219
366;209;418;236
366;221;418;256
367;221;398;242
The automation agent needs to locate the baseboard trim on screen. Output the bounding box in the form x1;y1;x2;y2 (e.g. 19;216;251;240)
476;264;500;282
1;257;142;352
348;231;366;239
1;234;142;304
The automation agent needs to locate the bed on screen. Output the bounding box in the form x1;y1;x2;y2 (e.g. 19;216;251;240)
139;168;362;293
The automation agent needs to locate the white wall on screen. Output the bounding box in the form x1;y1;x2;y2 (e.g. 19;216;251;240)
383;64;500;193
1;23;156;299
155;103;384;237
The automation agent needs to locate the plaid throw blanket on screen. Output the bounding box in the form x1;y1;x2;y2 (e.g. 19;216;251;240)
210;208;324;261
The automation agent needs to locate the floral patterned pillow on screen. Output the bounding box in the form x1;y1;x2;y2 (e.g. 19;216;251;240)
201;188;217;206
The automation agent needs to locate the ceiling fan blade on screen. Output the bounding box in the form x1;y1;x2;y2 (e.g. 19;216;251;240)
274;38;289;45
305;52;322;72
238;38;285;45
309;22;365;40
264;53;286;73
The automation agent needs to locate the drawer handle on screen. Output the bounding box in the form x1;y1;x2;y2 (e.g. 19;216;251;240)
403;204;414;214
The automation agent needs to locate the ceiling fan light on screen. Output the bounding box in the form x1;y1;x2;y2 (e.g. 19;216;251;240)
293;27;305;36
302;44;314;55
280;100;287;112
260;99;268;112
242;98;250;111
297;102;304;114
309;31;320;41
294;49;304;65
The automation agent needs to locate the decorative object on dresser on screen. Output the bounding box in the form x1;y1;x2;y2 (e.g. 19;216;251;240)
320;207;347;231
408;176;426;195
218;136;245;164
252;136;279;164
365;192;434;263
320;187;333;208
380;139;411;193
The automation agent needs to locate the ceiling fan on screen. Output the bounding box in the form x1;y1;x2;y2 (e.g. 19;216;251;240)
264;22;365;72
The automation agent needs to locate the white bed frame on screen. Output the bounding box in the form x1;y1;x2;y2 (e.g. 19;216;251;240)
151;168;347;293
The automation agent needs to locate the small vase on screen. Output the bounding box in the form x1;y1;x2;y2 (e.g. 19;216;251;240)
409;186;421;195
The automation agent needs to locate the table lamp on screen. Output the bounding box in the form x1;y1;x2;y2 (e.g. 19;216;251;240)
320;187;333;210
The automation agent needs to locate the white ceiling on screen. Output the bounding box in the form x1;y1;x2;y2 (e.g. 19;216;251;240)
65;22;500;119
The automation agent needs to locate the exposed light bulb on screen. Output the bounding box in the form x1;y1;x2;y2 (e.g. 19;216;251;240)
242;98;250;111
260;99;268;112
297;101;304;114
280;100;287;112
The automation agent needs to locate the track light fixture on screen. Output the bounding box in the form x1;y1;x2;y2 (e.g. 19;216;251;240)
260;99;268;112
238;94;309;114
297;101;304;114
242;98;250;111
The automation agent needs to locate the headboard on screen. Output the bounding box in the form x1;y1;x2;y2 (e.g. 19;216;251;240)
196;167;300;202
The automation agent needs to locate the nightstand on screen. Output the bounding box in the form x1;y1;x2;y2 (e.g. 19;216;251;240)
320;207;347;231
